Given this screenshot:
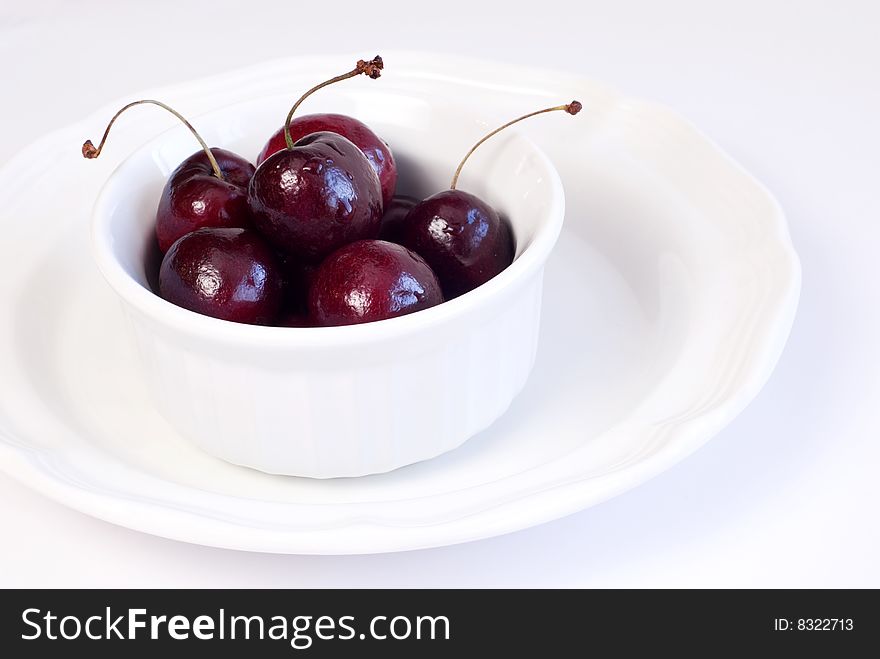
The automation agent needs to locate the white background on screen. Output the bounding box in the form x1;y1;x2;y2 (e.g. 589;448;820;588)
1;0;877;587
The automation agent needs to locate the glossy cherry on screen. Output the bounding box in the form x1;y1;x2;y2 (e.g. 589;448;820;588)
257;113;397;208
159;227;283;325
156;148;254;252
399;101;582;299
248;57;385;263
249;132;382;263
82;99;255;253
398;190;513;299
378;194;419;243
309;239;443;326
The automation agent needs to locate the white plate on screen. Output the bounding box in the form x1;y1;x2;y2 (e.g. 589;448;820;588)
0;53;800;554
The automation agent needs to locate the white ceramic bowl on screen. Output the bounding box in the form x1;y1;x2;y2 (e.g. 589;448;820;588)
90;94;565;478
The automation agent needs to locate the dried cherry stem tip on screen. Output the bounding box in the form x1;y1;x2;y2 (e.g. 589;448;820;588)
283;55;384;149
450;100;583;190
81;99;224;180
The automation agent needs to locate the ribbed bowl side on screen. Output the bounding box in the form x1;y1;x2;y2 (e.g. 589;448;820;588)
123;273;545;478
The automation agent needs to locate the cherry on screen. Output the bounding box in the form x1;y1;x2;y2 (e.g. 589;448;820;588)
159;227;283;325
156;148;254;253
309;240;443;326
257;114;396;208
249;132;382;263
399;101;582;298
247;57;385;263
378;194;420;243
398;190;511;299
82;100;254;253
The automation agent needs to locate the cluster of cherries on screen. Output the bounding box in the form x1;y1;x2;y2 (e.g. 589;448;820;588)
84;56;581;327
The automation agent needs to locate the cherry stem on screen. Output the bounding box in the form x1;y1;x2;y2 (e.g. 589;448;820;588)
450;101;583;190
283;56;384;150
82;99;224;180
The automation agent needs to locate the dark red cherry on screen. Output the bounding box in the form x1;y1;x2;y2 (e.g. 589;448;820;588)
257;113;396;208
309;240;443;326
248;132;383;262
159;227;283;325
378;194;419;243
81;100;255;253
399;190;514;299
399;101;582;298
156;148;254;252
247;57;386;263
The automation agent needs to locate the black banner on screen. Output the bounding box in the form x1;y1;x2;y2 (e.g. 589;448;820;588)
0;589;876;655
